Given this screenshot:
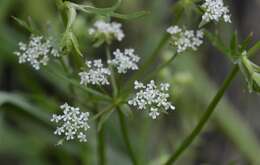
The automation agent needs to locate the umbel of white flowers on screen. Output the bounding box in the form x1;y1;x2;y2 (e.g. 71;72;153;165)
51;103;90;142
14;36;59;70
201;0;231;23
108;48;140;74
166;26;204;53
79;59;111;86
128;80;175;119
89;20;125;43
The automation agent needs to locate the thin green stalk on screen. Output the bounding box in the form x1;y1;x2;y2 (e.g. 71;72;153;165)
119;52;178;101
164;65;239;165
123;7;184;91
144;52;177;81
97;125;106;165
106;46;138;164
125;34;171;89
59;57;70;73
59;58;76;96
93;104;107;165
117;108;139;165
106;45;118;97
56;0;78;98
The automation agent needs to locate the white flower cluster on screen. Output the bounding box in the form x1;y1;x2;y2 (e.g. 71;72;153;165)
51;103;90;142
89;20;125;42
128;80;175;119
201;0;231;23
166;26;204;53
79;59;111;86
108;49;140;74
14;36;59;70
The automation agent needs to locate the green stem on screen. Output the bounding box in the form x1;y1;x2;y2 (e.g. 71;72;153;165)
105;46;138;164
93;104;106;165
59;58;76;95
97;126;106;165
117;108;139;165
106;45;118;97
144;52;177;81
59;57;69;73
125;34;171;89
164;65;239;165
123;8;184;91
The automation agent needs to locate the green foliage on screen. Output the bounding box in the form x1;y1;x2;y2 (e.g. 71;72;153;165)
0;0;259;164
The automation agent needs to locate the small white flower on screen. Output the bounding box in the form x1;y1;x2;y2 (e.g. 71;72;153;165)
166;26;182;35
160;83;170;91
166;26;204;53
149;108;160;119
79;59;111;86
88;20;125;43
108;48;140;74
14;36;60;70
54;127;64;135
201;0;231;23
134;81;145;89
51;103;90;143
78;132;87;142
128;80;175;119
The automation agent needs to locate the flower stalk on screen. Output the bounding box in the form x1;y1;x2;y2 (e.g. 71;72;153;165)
97;122;106;165
164;65;239;165
106;45;119;97
117;108;139;165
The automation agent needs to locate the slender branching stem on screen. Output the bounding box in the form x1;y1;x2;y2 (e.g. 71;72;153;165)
123;8;184;91
93;103;107;165
164;65;239;165
106;45;118;97
144;52;177;81
97;125;106;165
125;34;171;89
56;0;78;97
105;45;138;164
117;108;139;165
59;58;76;96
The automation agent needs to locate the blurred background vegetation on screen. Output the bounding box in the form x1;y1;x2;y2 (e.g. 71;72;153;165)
0;0;260;165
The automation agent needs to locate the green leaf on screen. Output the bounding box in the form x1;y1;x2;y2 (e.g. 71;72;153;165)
92;104;116;120
65;2;77;31
72;0;122;14
171;0;185;24
70;1;148;20
12;16;35;33
240;32;253;51
61;32;73;53
252;72;260;93
205;30;229;55
61;31;84;66
97;109;114;131
239;55;260;93
44;66;112;101
0;92;49;124
70;32;83;57
110;11;149;20
108;0;122;11
247;41;260;58
93;38;106;48
229;31;239;61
